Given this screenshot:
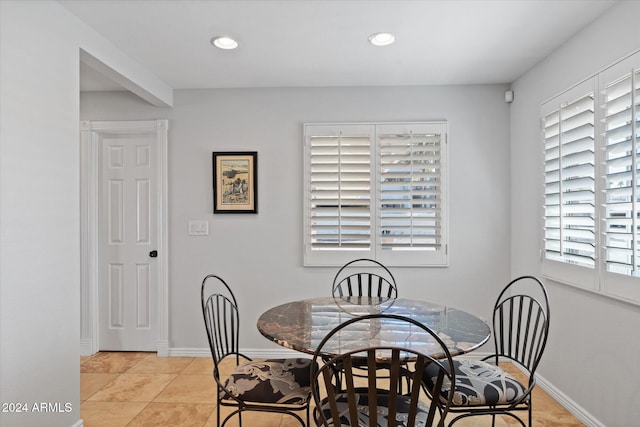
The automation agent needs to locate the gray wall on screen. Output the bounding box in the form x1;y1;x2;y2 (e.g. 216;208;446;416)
510;2;640;426
1;2;172;426
1;2;80;426
80;84;511;352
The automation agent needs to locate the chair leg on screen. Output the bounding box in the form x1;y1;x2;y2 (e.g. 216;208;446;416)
220;409;241;427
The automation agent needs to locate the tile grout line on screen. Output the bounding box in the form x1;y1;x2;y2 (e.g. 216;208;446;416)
83;352;583;426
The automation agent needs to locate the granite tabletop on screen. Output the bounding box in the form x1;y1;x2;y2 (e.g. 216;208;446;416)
257;296;491;360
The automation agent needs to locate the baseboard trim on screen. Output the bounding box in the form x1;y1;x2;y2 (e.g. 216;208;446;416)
505;361;604;427
157;340;169;357
534;372;605;427
71;419;84;427
79;339;93;357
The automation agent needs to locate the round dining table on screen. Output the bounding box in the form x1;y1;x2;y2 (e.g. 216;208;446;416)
257;296;491;360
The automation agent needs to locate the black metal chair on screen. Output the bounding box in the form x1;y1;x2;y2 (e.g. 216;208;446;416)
311;313;456;427
331;259;399;387
332;258;398;299
423;275;550;426
201;274;316;427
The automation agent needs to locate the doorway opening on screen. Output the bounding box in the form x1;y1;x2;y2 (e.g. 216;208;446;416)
80;120;169;356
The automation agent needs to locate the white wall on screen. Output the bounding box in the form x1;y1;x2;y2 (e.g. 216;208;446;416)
80;83;511;353
0;2;171;426
511;2;640;426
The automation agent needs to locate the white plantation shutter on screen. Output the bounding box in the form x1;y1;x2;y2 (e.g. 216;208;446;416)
308;128;372;251
542;83;596;269
377;123;447;266
540;51;640;304
304;122;448;266
600;53;640;302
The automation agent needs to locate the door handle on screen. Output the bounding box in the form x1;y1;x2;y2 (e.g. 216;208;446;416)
149;250;158;258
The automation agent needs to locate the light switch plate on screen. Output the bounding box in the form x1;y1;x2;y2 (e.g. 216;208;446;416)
188;220;209;236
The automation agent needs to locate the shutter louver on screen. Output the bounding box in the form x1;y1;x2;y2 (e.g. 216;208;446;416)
309;133;372;250
543;93;596;267
379;132;442;251
603;68;640;276
304;122;448;266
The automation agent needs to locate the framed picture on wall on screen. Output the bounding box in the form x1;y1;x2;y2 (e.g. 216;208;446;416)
212;151;258;213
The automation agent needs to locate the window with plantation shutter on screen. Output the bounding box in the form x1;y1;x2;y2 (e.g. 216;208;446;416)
600;53;640;302
307;125;373;252
602;66;640;277
304;122;448;267
378;124;445;255
540;50;640;304
542;87;596;269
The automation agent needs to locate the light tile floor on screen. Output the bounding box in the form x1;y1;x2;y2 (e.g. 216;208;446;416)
80;352;585;426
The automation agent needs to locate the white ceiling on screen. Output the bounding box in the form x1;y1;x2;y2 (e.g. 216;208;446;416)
60;0;618;92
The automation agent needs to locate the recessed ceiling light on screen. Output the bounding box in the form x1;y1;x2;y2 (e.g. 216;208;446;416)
368;32;395;47
211;36;238;50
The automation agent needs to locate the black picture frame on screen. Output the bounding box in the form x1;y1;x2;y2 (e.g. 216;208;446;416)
212;151;258;214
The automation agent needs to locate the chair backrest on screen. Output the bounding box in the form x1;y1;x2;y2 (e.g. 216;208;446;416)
311;314;455;427
491;275;550;376
200;274;242;368
332;258;398;298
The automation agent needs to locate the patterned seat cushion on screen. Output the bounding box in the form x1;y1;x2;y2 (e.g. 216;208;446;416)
222;358;314;405
423;359;528;407
315;393;431;427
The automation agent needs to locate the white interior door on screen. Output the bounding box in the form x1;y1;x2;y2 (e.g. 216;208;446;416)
99;131;158;351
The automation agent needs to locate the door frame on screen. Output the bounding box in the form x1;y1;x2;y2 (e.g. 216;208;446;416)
80;119;169;356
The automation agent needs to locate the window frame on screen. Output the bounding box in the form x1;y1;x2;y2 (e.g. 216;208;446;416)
541;50;640;305
303;122;449;267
